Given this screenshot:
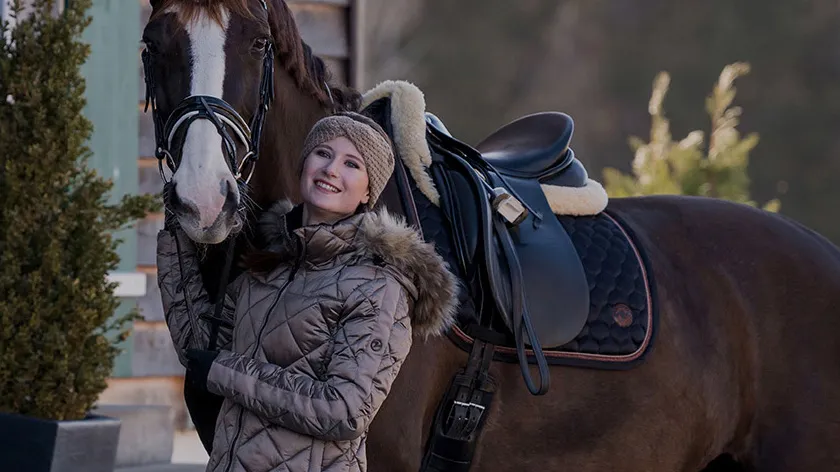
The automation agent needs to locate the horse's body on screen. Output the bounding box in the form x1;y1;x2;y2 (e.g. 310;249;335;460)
142;1;840;470
372;194;840;471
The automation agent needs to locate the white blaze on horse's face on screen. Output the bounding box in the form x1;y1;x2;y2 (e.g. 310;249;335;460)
173;6;240;244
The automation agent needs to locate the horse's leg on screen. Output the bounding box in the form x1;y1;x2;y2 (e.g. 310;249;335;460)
701;455;752;472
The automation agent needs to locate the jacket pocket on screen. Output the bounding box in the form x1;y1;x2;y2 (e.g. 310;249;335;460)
307;440;325;472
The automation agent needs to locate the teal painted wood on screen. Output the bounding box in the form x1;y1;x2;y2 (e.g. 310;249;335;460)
80;0;141;378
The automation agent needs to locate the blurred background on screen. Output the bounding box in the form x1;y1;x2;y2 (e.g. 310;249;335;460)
362;0;840;244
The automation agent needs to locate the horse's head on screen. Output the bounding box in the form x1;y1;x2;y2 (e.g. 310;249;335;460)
142;0;355;244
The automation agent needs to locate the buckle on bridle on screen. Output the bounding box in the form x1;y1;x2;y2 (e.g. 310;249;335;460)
236;151;257;184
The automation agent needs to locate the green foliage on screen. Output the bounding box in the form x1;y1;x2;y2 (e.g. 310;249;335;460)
0;0;159;420
603;62;780;212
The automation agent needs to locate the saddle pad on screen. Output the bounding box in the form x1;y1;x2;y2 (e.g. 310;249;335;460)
448;210;658;371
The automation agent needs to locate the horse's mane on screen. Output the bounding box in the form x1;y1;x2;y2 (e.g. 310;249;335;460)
151;0;360;112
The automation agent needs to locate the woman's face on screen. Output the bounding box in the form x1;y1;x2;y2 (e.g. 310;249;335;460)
299;136;370;225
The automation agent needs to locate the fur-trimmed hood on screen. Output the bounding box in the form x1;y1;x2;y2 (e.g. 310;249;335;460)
256;200;459;338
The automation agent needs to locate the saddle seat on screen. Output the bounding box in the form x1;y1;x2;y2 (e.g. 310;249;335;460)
428;111;589;188
476;111;573;176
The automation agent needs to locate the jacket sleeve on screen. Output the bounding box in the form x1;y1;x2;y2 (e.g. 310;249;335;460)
206;273;414;441
156;228;237;367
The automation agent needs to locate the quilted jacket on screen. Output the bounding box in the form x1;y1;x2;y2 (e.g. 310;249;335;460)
157;200;458;472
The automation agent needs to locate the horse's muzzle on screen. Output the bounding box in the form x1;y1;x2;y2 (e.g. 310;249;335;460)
169;181;240;244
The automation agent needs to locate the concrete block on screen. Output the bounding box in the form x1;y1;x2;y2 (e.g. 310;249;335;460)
93;405;173;468
133;323;185;377
98;377;189;431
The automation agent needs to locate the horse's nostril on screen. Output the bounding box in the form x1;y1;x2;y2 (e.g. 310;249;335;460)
169;184;200;221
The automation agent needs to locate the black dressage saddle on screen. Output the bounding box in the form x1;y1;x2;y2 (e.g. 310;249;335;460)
362;97;593;395
426;111;590;347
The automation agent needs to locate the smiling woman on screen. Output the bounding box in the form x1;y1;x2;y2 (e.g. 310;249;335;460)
156;111;458;472
300;136;371;224
297;112;395;225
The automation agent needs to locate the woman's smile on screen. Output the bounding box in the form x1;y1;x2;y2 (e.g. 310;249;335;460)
314;179;341;194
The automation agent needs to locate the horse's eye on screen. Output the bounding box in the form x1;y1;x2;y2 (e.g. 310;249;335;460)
252;37;269;51
142;39;159;55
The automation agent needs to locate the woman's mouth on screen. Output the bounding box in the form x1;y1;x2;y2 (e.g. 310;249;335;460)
314;180;340;193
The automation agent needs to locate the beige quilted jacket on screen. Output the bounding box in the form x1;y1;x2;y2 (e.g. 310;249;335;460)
157;200;458;472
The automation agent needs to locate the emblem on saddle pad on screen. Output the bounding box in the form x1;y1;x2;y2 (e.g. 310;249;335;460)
612;304;634;328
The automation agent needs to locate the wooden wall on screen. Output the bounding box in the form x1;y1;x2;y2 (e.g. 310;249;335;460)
103;0;363;430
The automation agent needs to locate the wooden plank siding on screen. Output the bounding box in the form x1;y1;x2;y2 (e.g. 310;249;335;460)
132;0;362;385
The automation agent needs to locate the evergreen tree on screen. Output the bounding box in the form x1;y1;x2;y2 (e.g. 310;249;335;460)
0;0;158;420
604;62;780;212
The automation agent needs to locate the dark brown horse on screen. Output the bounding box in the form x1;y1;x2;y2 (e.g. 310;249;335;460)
142;1;840;470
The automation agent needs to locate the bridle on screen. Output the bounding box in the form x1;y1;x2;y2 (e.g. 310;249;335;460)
141;1;275;351
141;6;275;186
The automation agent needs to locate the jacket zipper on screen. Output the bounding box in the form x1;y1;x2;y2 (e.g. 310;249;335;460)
224;253;303;472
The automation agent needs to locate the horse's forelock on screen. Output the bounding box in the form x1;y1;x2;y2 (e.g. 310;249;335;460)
151;0;256;27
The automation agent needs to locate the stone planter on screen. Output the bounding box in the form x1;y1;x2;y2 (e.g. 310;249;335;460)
0;411;121;472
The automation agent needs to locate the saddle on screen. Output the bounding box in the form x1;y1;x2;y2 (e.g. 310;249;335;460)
361;82;606;392
426;112;589;331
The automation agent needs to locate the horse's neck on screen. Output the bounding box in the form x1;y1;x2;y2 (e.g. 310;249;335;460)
250;70;330;208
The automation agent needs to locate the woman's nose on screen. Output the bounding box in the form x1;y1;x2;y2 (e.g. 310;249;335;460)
323;160;341;177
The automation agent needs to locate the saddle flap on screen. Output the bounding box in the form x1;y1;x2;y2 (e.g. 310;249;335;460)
489;174;590;348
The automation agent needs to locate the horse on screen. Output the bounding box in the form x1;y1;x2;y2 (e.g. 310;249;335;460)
141;1;840;471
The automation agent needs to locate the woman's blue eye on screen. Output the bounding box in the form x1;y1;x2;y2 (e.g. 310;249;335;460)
345;160;359;169
316;149;330;158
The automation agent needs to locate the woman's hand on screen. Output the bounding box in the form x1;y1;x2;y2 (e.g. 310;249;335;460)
185;349;220;391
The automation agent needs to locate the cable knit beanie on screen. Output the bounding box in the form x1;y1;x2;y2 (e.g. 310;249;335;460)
300;112;395;209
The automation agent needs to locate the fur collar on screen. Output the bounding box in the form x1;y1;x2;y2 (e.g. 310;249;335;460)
257;200;459;338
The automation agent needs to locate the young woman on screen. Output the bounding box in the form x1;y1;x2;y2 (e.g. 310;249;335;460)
157;112;459;472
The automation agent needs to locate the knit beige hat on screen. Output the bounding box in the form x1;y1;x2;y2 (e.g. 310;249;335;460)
300;112;395;209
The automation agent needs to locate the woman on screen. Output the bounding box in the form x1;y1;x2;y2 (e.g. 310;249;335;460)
157;112;459;472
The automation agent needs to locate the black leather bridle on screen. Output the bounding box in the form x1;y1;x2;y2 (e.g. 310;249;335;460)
141;39;275;185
